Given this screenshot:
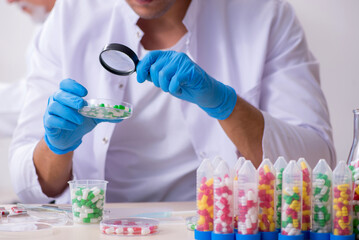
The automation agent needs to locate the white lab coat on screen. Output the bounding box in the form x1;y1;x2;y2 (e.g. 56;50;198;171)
9;0;335;203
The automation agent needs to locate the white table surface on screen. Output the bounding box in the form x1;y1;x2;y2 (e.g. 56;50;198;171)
0;202;197;240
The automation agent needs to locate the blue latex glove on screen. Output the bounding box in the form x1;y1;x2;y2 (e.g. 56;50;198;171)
43;79;121;155
136;51;237;120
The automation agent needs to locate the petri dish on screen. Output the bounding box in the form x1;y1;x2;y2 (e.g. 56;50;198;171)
0;222;53;239
100;218;159;236
79;99;132;120
186;216;197;231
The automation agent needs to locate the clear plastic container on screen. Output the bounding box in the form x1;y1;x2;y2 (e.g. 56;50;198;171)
68;180;108;224
213;161;234;234
233;157;246;230
274;156;287;229
236;160;259;235
332;160;353;236
311;159;332;233
348;109;359;237
281;160;302;236
78;98;132;120
0;223;53;238
297;158;312;232
100;218;159;236
258;158;276;232
196;158;214;232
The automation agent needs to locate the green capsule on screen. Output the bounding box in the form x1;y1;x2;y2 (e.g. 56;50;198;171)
114;105;119;109
287;216;293;224
72;199;77;204
282;221;288;228
74;212;80;217
99;103;105;107
83;218;90;223
88;213;94;219
324;213;331;222
85;201;92;207
75;190;82;196
87;192;95;200
100;189;104;195
324;179;331;187
355;205;359;213
320;194;329;202
119;105;125;110
292;193;300;200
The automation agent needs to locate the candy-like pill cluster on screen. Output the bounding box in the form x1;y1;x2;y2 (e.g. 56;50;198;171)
350;160;359;235
100;218;159;236
237;160;259;235
79;103;131;120
312;159;332;233
258;159;276;232
298;158;311;231
197;176;214;231
333;161;353;236
213;162;234;234
71;186;105;223
281;160;302;236
274;156;287;229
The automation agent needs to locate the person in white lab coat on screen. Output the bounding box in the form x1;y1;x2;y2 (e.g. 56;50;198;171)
10;0;335;204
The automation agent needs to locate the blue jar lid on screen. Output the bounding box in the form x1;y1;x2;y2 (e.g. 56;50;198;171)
261;231;279;240
212;232;235;240
310;232;330;240
330;234;355;240
235;232;261;240
278;233;304;240
195;230;212;240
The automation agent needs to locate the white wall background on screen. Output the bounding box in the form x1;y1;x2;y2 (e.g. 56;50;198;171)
0;0;358;202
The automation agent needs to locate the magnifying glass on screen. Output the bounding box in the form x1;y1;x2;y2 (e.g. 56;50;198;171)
99;43;139;76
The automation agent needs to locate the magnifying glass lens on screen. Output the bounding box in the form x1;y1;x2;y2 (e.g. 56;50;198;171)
101;51;135;73
99;44;139;76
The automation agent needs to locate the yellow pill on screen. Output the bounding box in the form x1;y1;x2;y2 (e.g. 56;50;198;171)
300;161;307;170
264;165;270;173
343;200;349;205
270;223;276;232
336;211;342;217
334;229;339;235
198;216;205;225
303;210;311;216
338;184;349;191
293;219;299;228
293;186;300;193
206;178;214;186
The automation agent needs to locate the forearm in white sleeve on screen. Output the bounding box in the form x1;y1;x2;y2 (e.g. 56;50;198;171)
259;1;336;168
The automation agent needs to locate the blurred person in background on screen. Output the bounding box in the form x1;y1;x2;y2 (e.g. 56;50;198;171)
0;0;56;138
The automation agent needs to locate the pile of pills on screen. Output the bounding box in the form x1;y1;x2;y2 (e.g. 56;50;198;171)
258;159;276;232
350;159;359;235
312;159;332;233
332;161;353;236
79;101;131;120
237;160;259;235
196;159;214;232
70;186;105;223
100;218;159;236
281;160;302;236
274;156;287;230
298;158;312;232
213;162;234;234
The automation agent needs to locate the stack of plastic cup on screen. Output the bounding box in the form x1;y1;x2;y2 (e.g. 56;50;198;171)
331;161;355;240
68;180;107;224
279;160;304;240
212;161;235;240
297;158;312;240
236;160;260;240
195;158;214;240
274;156;288;232
310;159;332;240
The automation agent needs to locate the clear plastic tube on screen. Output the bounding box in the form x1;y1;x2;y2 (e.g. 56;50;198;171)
281;160;302;235
236;160;259;235
258;159;276;232
297;158;312;232
213;161;234;234
196;159;214;232
274;156;287;229
234;157;246;230
332;160;353;236
311;159;332;233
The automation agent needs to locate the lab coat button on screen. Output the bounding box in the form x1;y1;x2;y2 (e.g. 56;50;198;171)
119;84;124;89
136;31;141;38
102;138;108;144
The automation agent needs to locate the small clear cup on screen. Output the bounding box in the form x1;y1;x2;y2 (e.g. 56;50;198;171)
68;180;108;224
